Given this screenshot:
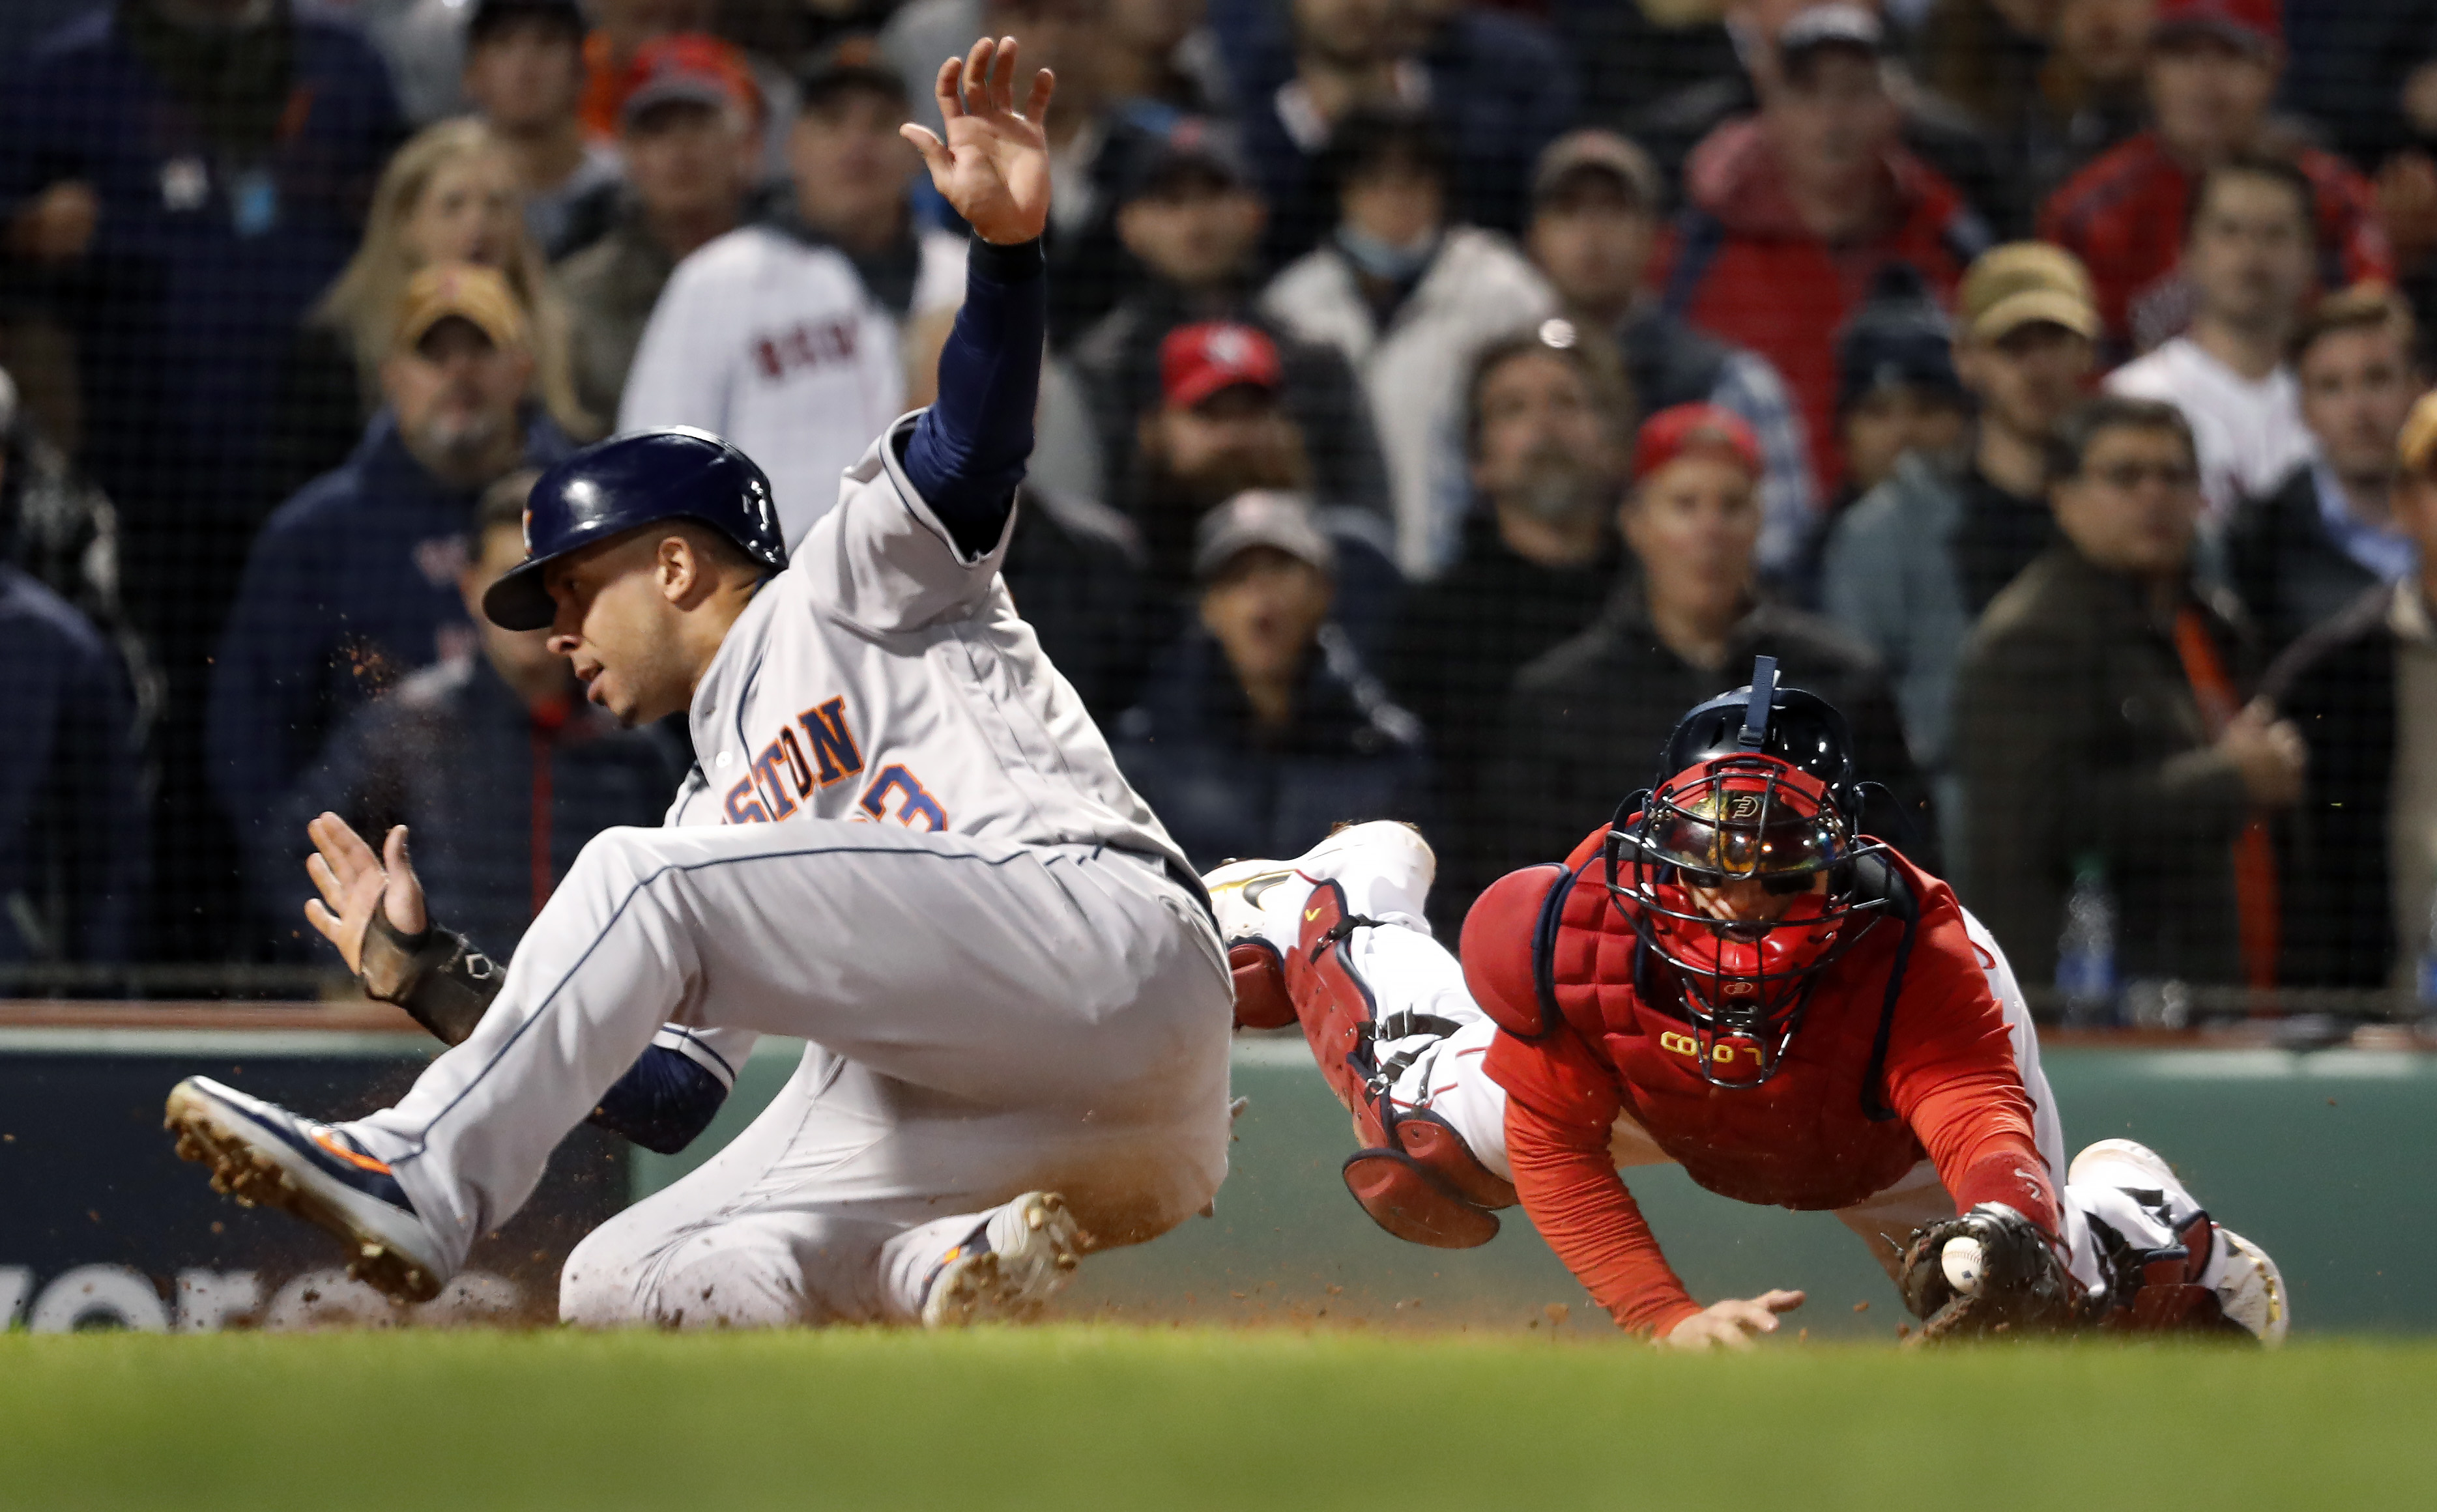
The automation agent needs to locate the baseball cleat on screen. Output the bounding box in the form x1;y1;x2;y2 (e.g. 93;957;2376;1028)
2067;1138;2285;1343
919;1191;1083;1327
165;1076;446;1304
1205;822;1437;1031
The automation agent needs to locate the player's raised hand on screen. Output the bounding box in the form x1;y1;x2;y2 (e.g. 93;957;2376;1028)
1660;1289;1806;1351
302;814;429;975
900;35;1054;246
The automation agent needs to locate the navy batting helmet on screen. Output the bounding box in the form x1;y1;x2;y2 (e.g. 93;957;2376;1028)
481;427;785;631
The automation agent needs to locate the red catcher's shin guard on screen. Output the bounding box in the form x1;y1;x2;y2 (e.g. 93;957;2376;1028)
1287;883;1515;1248
2104;1212;2251;1341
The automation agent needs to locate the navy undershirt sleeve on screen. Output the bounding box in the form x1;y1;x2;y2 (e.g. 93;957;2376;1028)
896;236;1046;558
586;1046;730;1156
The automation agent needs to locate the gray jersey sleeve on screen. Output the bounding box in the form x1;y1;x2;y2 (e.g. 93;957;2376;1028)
797;413;1015;635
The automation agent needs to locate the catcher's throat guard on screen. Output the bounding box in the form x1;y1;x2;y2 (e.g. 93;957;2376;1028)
1603;659;1893;1088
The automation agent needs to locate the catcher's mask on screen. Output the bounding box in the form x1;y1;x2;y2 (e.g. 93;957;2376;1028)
1602;658;1892;1088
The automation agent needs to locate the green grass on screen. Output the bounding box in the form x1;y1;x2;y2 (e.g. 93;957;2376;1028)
2;1328;2430;1510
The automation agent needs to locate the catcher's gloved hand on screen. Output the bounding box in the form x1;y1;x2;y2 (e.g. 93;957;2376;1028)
1899;1203;2084;1342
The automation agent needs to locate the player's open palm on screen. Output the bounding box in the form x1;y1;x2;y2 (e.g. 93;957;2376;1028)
1661;1289;1805;1351
901;35;1054;246
302;813;428;975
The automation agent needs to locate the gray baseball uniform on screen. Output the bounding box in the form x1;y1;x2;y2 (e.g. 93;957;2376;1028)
348;416;1233;1327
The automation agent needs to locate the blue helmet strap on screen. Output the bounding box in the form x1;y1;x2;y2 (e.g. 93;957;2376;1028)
1738;656;1779;750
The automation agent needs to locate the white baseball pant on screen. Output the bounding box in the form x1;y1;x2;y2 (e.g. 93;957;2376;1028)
345;820;1233;1326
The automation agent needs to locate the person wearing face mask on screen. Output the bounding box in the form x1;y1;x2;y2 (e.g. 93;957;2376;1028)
210;264;575;949
1260;107;1554;579
1488;403;1927;883
1386;326;1632;922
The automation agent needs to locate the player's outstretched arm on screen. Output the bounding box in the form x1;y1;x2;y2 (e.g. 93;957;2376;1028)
893;37;1053;558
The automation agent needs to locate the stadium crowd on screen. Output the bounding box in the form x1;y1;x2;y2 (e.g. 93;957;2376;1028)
3;0;2436;1012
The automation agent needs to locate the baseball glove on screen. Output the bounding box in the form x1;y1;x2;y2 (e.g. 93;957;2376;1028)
1898;1203;2085;1342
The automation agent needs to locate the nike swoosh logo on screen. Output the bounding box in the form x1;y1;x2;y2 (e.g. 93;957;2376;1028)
1241;872;1292;909
1305;907;1321;921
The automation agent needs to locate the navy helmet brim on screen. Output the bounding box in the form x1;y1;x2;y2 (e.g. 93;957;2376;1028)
482;555;558;632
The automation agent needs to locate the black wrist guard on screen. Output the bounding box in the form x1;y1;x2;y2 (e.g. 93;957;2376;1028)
359;912;505;1047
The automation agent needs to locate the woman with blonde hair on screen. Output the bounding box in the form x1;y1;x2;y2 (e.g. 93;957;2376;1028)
270;119;598;493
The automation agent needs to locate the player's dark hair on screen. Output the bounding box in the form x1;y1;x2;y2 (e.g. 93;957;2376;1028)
2182;152;2314;246
2046;395;2198;481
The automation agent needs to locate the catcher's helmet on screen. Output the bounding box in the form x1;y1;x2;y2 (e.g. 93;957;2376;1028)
1603;657;1894;1089
482;427;785;631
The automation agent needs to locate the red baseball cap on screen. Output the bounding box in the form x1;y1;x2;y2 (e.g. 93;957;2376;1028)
622;34;760;128
2152;0;2280;53
1159;322;1284;410
1634;403;1763;485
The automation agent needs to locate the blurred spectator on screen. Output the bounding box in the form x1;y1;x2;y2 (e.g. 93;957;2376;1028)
580;0;720;138
1490;403;1926;877
2260;390;2437;991
461;0;624;259
2103;156;2314;522
1119;320;1398;652
771;51;966;334
1093;0;1237;115
351;0;480;125
1955;396;2302;988
1070;124;1392;530
617;50;944;550
2039;0;2389;356
1387;326;1630;914
0;0;404;959
277;119;594;497
1619;1;2013;236
1651;6;1987;505
210;264;576;925
2281;0;2437;175
1913;0;2150;210
1832;273;1971;514
716;0;903;74
1824;242;2099;840
274;474;687;956
1553;0;1743;147
2230;285;2426;659
1111;489;1427;870
1261;108;1553;578
1223;0;1578;263
0;425;143;964
1523;129;1816;578
0;364;162;749
558;38;760;423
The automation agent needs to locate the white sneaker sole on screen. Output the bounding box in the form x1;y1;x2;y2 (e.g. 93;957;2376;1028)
921;1191;1082;1328
165;1077;446;1304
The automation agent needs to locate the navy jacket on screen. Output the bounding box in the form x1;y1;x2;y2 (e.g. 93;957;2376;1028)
207;410;573;883
275;656;687;957
0;4;403;492
1113;622;1430;872
0;566;145;962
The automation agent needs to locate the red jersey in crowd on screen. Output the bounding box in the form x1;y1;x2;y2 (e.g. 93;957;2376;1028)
1460;828;2055;1337
1647;118;1987;498
2040;131;2389;352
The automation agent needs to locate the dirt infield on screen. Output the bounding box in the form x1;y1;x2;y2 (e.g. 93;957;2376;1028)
3;1329;2429;1509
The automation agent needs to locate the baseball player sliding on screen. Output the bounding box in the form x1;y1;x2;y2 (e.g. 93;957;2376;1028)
1214;652;2288;1347
163;36;1234;1328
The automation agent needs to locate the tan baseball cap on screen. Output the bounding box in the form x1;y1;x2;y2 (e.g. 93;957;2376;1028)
2398;390;2437;477
393;261;530;354
1957;242;2099;345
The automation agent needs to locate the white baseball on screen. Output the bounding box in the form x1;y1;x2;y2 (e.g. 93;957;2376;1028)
1941;1236;1985;1294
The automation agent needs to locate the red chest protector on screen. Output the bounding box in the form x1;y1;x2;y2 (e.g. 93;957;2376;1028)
1463;829;1954;1212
